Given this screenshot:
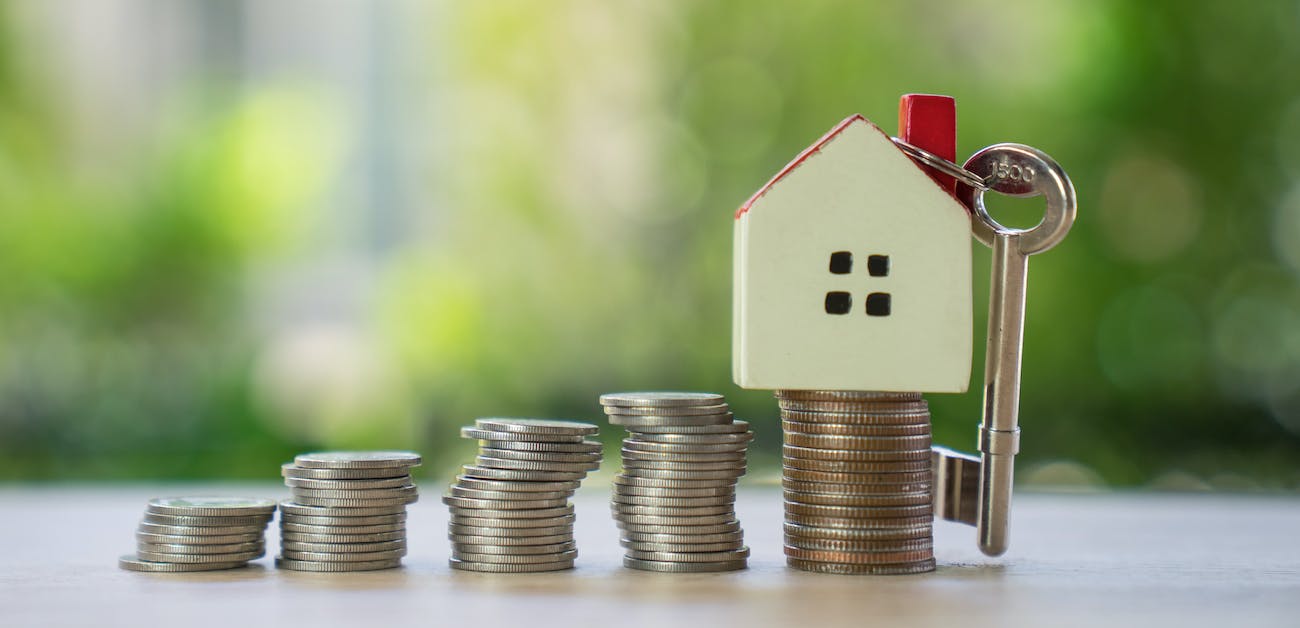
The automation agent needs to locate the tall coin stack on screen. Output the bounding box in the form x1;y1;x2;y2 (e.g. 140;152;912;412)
444;418;601;573
777;390;935;575
119;497;275;572
276;451;422;572
601;392;752;573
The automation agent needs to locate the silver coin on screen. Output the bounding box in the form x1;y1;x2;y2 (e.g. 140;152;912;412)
614;474;739;489
609;414;736;428
782;444;932;462
135;549;264;564
620;468;745;480
783;535;934;553
784;502;932;519
621;540;745;553
783;489;931;507
293;451;422;470
783;433;933;450
280;522;405;535
785;558;935;575
448;486;573;501
280;549;406;562
450;549;577;565
281;540;406;554
781;522;932;540
781;456;930;473
623;420;751;435
474;418;598;436
781;477;933;493
281;531;407;544
290;486;417;500
612;513;738;526
448;524;574;538
622;557;746;572
462;465;587;482
137;522;266;537
284;476;413;490
474;456;599;473
620;531;745;544
610;503;734;517
442;496;570;510
605;404;731;417
460;427;584;444
611;494;735;508
448;504;574;519
612;484;735;498
451;541;576;555
775;390;923;402
146;497;277;517
599;392;725;407
449;558;573;573
478;439;603;453
449;514;575;529
621;459;747;472
617;522;742;535
626;432;754;446
281;463;412;480
291;495;417;508
621;448;747;462
623;441;750;455
774;398;929;414
280;512;406;527
452;476;581;493
143;513;271;527
449;533;573;546
136;531;263;546
119;555;248;572
137;541;264;555
276;556;402;572
279;500;408;517
624;547;749;563
479;448;603;464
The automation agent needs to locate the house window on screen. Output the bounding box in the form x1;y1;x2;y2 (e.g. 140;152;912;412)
865;292;891;316
867;254;890;277
825;291;852;315
828;251;852;274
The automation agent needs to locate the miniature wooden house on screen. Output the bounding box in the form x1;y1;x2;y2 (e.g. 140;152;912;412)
732;112;973;392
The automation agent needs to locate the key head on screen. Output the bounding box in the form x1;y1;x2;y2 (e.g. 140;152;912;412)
959;143;1076;255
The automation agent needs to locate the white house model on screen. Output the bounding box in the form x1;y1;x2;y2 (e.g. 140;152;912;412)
732;113;973;393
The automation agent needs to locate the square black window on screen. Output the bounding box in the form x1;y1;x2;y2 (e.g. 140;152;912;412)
828;251;853;274
867;254;890;277
865;292;891;316
825;291;852;315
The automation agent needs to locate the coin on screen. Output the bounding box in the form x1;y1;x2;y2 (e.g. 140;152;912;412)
629;432;755;445
452;476;581;493
280;549;406;562
784;433;933;450
137;522;267;537
459;427;584;443
293;451;422;469
620;531;745;544
785;558;936;575
623;441;750;455
782;444;931;463
611;494;735;508
136;532;263;545
479;439;602;453
781;456;930;473
617;522;743;535
280;522;406;535
291;495;416;508
479;448;602;463
605;404;731;416
623;420;751;435
143;513;271;527
775;398;929;413
781;468;933;485
610;504;734;517
146;497;277;518
621;459;747;471
783;536;934;552
599;392;725;407
776;390;922;401
624;547;750;563
119;556;248;573
280;531;407;544
613;475;737;489
781;476;932;492
620;540;744;553
461;465;587;482
779;409;931;425
442;496;570;510
608;413;735;427
447;524;573;538
621;448;747;461
783;522;932;540
136;550;264;564
276;557;403;572
290;486;418;500
473;456;599;473
448;487;573;501
784;490;931;507
280;513;406;527
284;476;414;490
451;549;578;565
612;484;736;498
451;541;577;555
474;418;598;436
279;500;408;517
448;505;574;519
281;540;406;554
782;420;932;436
448;515;575;529
783;546;934;564
612;513;738;526
449;558;574;573
449;533;574;546
137;541;264;555
622;557;746;572
784;513;932;529
281;463;411;480
619;468;745;480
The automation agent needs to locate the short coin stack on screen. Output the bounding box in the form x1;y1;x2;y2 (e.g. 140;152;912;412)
602;392;751;573
778;390;935;575
444;418;601;573
119;497;275;572
276;451;421;572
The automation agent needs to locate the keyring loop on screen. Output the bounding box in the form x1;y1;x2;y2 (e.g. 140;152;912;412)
958;143;1076;255
890;137;989;191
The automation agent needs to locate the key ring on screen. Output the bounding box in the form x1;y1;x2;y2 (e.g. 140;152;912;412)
958;143;1077;256
890;137;990;191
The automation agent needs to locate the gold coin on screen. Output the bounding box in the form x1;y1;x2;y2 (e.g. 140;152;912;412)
783;522;931;540
783;445;931;463
782;457;930;473
783;433;933;450
782;420;932;436
783;490;931;507
783;546;934;564
782;468;932;484
784;502;932;519
775;390;922;402
783;513;932;528
781;477;932;493
776;399;929;414
783;535;934;553
786;557;935;574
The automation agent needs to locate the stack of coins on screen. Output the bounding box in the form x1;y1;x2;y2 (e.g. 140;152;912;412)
601;392;751;573
119;497;275;572
444;418;601;573
777;390;935;575
276;451;421;572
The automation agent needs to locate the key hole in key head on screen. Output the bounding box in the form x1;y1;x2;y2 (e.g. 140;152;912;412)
977;193;1048;231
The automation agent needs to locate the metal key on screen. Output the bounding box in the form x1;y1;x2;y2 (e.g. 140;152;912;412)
958;144;1076;556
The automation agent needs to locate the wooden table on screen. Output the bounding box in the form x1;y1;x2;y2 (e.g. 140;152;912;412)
2;484;1297;627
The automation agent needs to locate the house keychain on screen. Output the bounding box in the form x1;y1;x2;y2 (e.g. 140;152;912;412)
733;94;1077;572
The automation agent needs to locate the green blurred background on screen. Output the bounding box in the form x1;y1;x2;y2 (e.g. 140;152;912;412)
1;0;1298;490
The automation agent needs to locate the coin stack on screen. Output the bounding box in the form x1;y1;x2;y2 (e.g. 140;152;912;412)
444;418;601;573
601;392;752;573
276;451;422;572
777;390;935;575
119;497;275;572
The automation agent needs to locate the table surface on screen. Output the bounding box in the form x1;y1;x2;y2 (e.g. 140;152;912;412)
1;483;1298;628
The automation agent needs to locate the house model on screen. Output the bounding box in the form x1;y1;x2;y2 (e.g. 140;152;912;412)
732;95;973;393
